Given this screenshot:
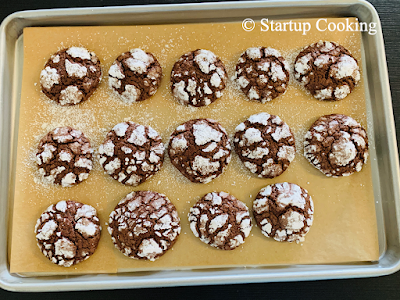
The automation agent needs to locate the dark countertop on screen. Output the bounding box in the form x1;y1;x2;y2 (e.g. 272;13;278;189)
1;0;399;299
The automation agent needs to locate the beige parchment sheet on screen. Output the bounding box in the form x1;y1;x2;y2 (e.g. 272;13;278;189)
9;18;379;275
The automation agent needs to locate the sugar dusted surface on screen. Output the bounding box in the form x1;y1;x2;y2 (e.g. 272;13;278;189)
11;18;377;275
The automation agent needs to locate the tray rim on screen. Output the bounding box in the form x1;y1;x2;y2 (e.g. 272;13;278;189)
1;0;400;292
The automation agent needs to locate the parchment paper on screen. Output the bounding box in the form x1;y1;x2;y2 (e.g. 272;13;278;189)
9;18;379;275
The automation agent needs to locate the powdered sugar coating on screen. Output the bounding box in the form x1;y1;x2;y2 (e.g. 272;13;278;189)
330;55;360;81
232;47;289;103
98;122;164;186
36;127;93;187
193;122;223;145
108;49;162;104
40;67;60;89
234;113;296;178
108;191;181;261
194;49;218;74
253;183;314;243
35;200;101;267
171;49;227;107
304;114;368;177
59;86;84;105
65;59;87;78
66;47;92;60
188;192;252;250
294;41;360;101
40;47;101;105
168;119;231;183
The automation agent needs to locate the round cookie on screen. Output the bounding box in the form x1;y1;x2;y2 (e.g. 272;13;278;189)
170;49;227;107
294;41;360;101
304;114;368;177
40;47;101;105
232;47;289;103
108;191;181;261
36;127;93;187
98;122;164;186
233;112;296;178
35;200;101;267
168;118;231;183
188;192;252;250
108;49;162;104
253;182;314;243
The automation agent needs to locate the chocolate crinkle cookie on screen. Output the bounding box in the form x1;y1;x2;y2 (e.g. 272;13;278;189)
36;127;93;187
108;191;181;261
168;118;231;183
35;200;101;267
40;47;101;105
232;47;289;103
98;122;164;186
188;192;252;250
294;41;360;101
253;183;314;243
108;49;162;104
304;114;368;177
170;49;227;107
234;112;295;178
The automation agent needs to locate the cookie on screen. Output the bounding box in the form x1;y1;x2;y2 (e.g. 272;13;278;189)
304;114;368;177
108;49;162;104
253;183;314;243
36;127;93;187
40;47;101;105
188;192;252;250
98;122;164;186
234;112;295;178
168;118;231;183
108;191;181;261
170;49;227;107
294;41;360;101
35;200;101;267
232;47;289;103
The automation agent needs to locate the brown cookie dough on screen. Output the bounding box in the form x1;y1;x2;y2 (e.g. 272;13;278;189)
35;200;101;267
253;183;314;243
98;122;164;186
294;41;360;101
168;119;231;183
232;47;289;103
108;49;162;104
304;114;368;177
40;47;101;105
108;191;181;261
188;192;252;250
36;127;93;187
234;112;295;178
170;49;227;107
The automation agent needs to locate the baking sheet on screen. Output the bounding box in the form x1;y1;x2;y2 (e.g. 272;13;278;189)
9;18;379;275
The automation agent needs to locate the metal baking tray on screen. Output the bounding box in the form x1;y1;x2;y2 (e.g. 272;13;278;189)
0;0;399;292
